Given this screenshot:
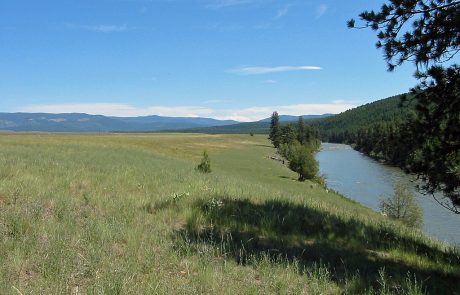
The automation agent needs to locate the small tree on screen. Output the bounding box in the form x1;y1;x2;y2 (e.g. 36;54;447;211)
285;142;319;181
380;182;422;228
269;111;281;148
196;151;211;173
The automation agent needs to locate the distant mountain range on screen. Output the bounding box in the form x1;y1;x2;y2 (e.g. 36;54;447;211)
0;112;333;133
0;113;238;132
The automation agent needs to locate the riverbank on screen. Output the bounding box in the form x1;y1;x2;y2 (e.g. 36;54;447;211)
317;143;460;245
0;133;458;294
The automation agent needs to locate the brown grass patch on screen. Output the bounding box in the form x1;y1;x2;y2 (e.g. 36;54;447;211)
42;200;55;220
0;193;7;206
112;242;127;258
18;263;38;288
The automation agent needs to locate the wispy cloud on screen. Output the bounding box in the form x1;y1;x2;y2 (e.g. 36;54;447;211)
316;4;328;18
228;65;322;75
66;23;136;33
19;101;355;122
274;5;290;19
84;25;131;33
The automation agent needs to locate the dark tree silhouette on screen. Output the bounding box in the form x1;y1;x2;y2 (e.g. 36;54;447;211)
347;0;460;71
349;0;460;213
408;66;460;212
297;116;306;144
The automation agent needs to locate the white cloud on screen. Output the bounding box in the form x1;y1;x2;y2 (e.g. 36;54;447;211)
20;103;214;118
215;102;355;121
19;101;356;122
228;65;322;75
316;4;328;18
84;25;130;33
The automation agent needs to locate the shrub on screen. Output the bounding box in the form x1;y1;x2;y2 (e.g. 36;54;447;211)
278;143;292;159
284;142;319;181
196;151;211;173
380;182;423;228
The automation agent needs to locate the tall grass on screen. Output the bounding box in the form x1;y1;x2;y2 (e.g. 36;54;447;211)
0;133;458;294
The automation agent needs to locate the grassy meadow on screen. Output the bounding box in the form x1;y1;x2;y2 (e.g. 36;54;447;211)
0;133;459;294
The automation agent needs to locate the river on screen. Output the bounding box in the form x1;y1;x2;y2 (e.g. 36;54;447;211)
316;143;460;246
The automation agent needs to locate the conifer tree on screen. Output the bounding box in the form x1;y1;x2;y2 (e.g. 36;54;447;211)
269;111;281;148
297;116;306;144
196;151;211;173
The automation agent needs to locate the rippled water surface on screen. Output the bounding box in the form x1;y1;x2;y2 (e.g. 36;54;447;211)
317;143;460;245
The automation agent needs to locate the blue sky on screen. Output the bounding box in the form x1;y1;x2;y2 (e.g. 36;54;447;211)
1;0;421;121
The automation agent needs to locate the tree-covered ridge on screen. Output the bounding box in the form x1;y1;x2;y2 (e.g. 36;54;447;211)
311;94;417;169
311;94;412;143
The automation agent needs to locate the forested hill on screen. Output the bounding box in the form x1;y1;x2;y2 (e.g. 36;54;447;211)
310;94;412;143
174;95;411;139
310;93;418;169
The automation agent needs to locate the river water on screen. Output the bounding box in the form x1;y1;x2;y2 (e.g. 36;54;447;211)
316;143;460;246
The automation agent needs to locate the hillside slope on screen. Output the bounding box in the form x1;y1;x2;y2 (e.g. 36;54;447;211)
0;133;458;294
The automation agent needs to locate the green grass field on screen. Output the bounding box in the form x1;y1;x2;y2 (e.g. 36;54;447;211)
0;133;458;294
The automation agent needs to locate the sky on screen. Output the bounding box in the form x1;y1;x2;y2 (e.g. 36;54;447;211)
0;0;421;121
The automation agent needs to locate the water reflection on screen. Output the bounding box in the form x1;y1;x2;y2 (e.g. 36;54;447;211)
317;143;459;245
